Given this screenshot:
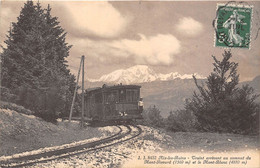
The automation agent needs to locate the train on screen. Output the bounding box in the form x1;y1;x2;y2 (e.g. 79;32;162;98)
85;84;143;123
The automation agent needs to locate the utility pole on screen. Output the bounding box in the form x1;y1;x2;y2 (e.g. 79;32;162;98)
81;55;85;127
69;57;82;122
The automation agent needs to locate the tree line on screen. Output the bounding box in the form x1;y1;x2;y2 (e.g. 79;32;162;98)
143;51;259;135
1;1;77;122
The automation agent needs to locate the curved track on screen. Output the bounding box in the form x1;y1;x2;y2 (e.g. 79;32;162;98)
0;125;142;168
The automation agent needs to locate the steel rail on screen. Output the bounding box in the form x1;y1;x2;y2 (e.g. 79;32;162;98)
0;125;124;167
1;125;142;168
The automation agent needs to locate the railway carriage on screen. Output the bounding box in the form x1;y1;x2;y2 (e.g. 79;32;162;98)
85;84;143;123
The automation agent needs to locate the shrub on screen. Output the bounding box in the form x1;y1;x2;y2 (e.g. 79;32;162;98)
142;105;164;128
166;110;198;132
0;101;34;115
0;87;18;103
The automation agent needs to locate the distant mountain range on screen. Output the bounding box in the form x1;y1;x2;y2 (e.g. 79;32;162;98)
85;65;259;117
88;65;205;84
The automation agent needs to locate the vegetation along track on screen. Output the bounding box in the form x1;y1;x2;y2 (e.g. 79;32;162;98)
0;124;142;168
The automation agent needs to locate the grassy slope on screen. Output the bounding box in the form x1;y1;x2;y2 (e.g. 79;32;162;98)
0;108;114;157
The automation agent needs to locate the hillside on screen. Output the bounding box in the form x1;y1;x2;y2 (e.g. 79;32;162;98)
140;79;202;117
240;75;260;93
0;107;117;157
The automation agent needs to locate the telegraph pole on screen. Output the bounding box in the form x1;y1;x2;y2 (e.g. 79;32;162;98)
81;55;85;127
69;58;82;122
68;55;85;127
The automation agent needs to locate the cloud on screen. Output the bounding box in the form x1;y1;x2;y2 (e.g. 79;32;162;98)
69;34;181;67
62;2;128;38
67;35;129;66
176;17;203;37
110;34;181;65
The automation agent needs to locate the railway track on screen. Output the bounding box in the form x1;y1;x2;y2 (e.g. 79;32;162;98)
0;124;142;168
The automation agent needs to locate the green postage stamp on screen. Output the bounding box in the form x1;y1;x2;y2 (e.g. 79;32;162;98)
215;3;253;49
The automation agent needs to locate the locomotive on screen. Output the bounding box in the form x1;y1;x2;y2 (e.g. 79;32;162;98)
85;84;143;123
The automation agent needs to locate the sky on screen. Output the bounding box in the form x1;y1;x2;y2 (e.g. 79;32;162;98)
0;0;260;81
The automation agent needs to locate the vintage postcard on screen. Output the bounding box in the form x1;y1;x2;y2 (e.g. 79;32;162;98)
0;0;259;168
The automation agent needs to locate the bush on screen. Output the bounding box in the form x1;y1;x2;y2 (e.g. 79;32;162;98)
166;110;198;132
32;86;61;123
0;87;18;103
0;101;34;115
142;105;164;128
1;85;60;123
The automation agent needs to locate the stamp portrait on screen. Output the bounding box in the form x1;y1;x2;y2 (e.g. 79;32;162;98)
215;3;253;49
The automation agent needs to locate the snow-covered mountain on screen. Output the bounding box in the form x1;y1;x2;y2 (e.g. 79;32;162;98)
88;65;205;84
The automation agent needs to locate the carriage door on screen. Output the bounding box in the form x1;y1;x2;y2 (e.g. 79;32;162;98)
126;89;139;114
105;90;118;118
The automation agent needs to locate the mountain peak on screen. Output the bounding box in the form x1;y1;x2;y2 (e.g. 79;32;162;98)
88;65;205;84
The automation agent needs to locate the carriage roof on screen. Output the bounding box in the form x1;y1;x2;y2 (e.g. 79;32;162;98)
86;84;141;94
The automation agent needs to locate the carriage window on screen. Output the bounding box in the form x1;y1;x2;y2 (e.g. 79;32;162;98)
126;89;139;102
126;91;132;102
90;94;95;104
119;89;126;102
95;93;102;103
105;91;118;103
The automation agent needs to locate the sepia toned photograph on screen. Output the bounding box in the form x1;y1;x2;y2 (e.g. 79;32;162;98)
0;0;259;167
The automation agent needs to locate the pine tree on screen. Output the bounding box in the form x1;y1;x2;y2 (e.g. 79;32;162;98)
1;1;39;89
41;4;74;118
1;1;75;122
185;51;259;134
